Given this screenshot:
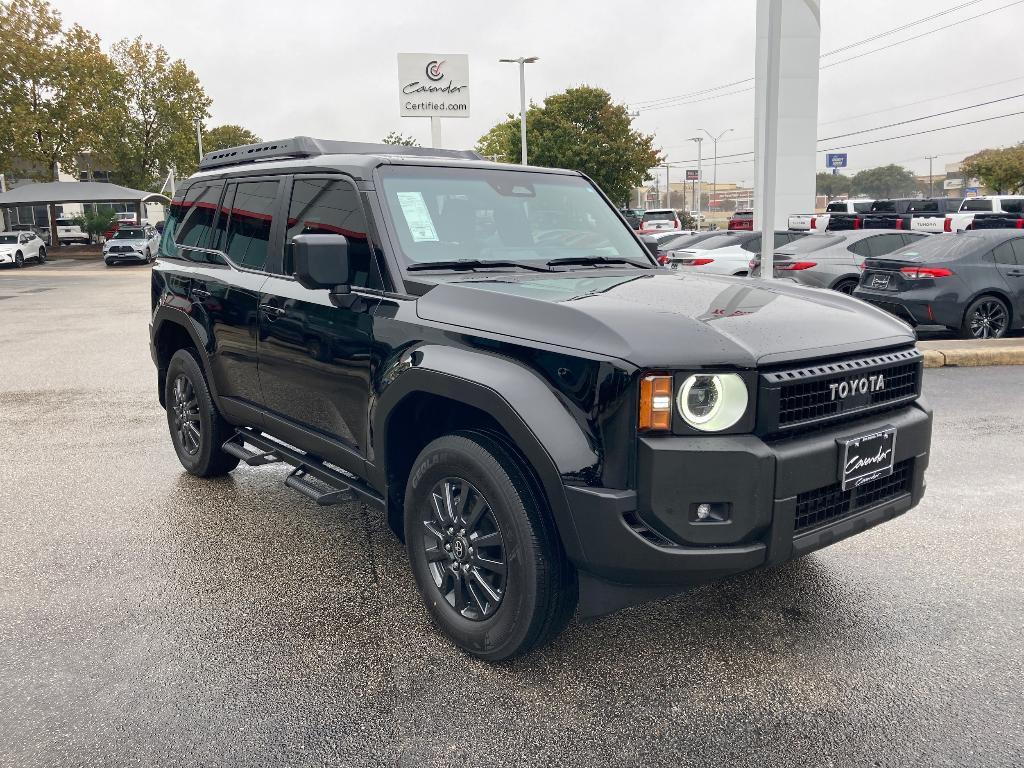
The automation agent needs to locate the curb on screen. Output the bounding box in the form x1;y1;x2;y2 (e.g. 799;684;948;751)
917;339;1024;368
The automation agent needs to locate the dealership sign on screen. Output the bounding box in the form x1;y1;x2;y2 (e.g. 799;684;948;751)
826;153;847;168
398;53;470;118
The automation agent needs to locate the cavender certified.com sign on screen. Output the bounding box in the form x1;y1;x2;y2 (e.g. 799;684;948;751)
397;53;470;118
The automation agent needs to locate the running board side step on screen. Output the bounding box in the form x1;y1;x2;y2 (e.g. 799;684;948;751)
222;428;384;509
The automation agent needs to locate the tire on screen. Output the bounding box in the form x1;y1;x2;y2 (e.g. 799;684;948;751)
36;246;46;264
404;431;577;661
959;295;1010;340
833;279;858;295
14;252;24;268
145;248;152;263
164;348;240;477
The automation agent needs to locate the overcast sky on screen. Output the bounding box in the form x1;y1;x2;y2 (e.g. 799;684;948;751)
53;0;1024;186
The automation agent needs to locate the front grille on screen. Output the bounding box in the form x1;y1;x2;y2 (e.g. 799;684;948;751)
794;459;913;533
759;348;922;433
109;245;134;253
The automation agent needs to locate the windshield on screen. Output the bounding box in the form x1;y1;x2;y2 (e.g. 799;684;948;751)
378;166;651;267
641;210;675;222
113;228;145;239
0;235;17;244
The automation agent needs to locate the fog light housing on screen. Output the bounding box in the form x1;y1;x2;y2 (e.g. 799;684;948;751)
690;502;730;522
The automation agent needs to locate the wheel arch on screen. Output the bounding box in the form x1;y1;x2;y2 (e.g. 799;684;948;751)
152;309;217;407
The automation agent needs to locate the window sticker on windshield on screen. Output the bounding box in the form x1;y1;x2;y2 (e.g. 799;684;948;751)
396;192;439;242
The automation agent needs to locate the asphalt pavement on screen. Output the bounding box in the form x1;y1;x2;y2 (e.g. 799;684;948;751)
1;260;1021;767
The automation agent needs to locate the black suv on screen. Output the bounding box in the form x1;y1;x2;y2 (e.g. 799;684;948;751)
150;137;933;660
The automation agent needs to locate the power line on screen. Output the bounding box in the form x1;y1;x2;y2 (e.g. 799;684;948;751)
630;0;1023;111
819;109;1024;152
818;92;1024;141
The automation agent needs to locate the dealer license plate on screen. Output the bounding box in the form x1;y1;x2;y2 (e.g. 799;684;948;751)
838;427;896;490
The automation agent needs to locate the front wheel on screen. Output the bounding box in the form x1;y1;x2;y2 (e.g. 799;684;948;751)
145;248;152;263
164;349;240;477
36;246;46;263
404;432;577;661
14;252;24;268
959;296;1010;339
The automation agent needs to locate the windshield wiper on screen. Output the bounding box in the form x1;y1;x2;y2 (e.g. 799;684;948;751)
406;259;552;272
545;255;652;269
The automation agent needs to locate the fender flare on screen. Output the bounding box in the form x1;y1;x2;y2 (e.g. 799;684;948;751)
151;306;220;404
372;345;601;562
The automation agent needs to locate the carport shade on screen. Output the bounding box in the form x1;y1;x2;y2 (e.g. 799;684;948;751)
0;181;170;246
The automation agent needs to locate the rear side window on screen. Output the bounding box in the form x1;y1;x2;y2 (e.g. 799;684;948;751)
847;238;872;257
992;241;1016;265
908;200;938;213
284;177;382;289
1001;198;1024;214
175;183;223;249
867;233;907;257
853;202;873;213
962;199;993;212
825;202;846;212
223;180;277;270
1011;239;1024;264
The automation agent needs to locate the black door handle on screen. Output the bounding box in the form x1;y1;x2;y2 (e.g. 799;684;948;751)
260;303;286;318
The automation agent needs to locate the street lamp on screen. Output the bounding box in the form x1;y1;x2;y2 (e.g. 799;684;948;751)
499;56;539;165
688;136;703;231
701;128;733;222
196;119;204;161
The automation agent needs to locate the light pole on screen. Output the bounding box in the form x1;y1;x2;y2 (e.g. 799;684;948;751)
663;163;671;210
689;137;703;230
499;56;539;165
701;128;733;223
196;120;204;161
925;155;938;197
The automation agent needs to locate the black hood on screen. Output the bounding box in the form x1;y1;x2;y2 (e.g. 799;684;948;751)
415;270;914;368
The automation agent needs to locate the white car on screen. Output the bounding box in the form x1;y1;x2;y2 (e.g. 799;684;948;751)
639;208;682;233
669;230;807;276
944;195;1024;232
0;230;47;267
103;224;161;265
54;218;89;244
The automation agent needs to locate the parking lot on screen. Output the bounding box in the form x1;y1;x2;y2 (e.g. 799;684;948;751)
1;260;1021;767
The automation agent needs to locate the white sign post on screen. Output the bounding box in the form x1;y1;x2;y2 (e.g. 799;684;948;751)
397;53;470;149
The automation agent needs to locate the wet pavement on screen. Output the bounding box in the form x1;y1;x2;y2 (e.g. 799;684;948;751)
1;261;1021;767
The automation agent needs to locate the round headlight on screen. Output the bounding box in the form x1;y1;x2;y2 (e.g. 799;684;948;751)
677;373;748;432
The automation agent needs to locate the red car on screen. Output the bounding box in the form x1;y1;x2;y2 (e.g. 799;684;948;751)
728;210;753;231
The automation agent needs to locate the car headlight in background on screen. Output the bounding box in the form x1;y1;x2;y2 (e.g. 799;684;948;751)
677;373;748;432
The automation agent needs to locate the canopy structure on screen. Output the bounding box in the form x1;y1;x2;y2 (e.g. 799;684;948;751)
0;181;169;246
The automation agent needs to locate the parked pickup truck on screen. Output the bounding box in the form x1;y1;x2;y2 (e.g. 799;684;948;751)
826;199;923;231
862;198;962;233
54;218;89;244
789;199;873;231
151;136;933;660
945;196;1024;232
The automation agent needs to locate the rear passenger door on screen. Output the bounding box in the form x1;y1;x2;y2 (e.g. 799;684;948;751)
256;175;383;471
993;239;1024;314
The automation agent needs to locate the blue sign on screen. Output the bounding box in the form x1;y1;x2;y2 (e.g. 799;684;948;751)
826;153;847;169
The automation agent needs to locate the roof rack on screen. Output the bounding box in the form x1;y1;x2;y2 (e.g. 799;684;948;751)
198;136;482;170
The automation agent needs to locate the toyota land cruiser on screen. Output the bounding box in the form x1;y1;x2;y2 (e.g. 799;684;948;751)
150;137;932;660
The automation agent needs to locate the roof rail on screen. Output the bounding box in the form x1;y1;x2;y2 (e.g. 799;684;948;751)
198;136;482;170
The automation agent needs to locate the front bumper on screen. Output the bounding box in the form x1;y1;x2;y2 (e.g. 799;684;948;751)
105;250;147;264
563;402;931;589
0;253;14;264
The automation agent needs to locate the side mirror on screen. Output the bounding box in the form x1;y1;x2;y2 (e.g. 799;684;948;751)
292;234;350;293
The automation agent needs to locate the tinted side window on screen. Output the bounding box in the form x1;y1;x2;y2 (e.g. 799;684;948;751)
853;202;874;213
224;181;277;270
868;233;906;257
211;183;236;253
175;183;223;249
992;242;1016;265
285;177;382;289
847;238;872;257
1010;238;1024;264
1001;198;1024;214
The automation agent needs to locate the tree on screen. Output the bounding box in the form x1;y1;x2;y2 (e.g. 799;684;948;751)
850;164;918;198
476;86;660;206
74;208;117;244
721;199;737;213
93;37;211;190
204;124;261;153
0;0;118;180
816;171;851;198
382;131;419;147
961;145;1024;194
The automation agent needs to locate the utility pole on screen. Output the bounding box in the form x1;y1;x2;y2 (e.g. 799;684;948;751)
925;155;938;197
702;128;733;223
663;163;671;210
689;137;703;230
499;56;539;164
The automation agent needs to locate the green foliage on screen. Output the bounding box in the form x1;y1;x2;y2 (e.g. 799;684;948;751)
476;86;661;206
382;131;419;147
204;125;261;153
961;145;1024;195
850;164;918;198
720;198;737;213
816;171;851;198
0;0;118;180
92;37;211;189
677;210;697;229
79;208;117;241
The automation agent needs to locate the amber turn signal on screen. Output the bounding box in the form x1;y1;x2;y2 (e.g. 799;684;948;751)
639;375;673;431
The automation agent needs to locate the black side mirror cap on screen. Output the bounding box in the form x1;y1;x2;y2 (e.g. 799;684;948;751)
292;234;350;292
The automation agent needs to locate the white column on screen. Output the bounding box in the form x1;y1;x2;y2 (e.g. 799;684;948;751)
430;116;442;149
755;0;820;276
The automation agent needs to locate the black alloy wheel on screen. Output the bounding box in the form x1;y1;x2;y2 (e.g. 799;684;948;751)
14;252;24;268
37;247;46;263
421;477;507;621
962;297;1009;339
171;374;202;456
834;279;858;295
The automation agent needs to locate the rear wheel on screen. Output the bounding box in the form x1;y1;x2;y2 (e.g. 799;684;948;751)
959;296;1010;339
404;432;577;661
833;279;858;295
36;246;46;263
164;349;240;477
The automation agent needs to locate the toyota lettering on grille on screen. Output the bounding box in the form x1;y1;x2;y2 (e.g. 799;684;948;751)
829;373;885;401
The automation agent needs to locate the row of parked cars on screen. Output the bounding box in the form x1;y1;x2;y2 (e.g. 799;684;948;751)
788;195;1024;234
640;226;1024;339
